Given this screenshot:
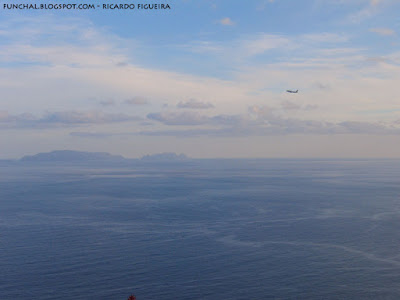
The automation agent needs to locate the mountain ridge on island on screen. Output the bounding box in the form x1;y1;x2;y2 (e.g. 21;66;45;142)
19;150;190;163
20;150;126;162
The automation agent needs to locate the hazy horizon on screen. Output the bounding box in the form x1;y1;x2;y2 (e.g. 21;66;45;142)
2;149;400;161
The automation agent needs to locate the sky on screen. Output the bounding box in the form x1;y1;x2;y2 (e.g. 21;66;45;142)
1;0;400;158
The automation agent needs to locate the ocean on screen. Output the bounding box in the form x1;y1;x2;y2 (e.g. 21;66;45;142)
1;159;400;299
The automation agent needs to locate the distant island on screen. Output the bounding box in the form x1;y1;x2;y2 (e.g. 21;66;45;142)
19;150;190;163
20;150;126;162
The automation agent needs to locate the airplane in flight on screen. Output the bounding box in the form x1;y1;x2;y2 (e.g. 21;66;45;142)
286;89;298;93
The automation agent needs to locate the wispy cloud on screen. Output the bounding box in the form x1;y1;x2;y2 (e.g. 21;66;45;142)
347;0;385;23
139;117;400;137
40;111;139;124
147;111;208;126
70;116;400;138
257;0;277;11
183;31;351;63
177;99;214;109
218;17;235;26
69;132;113;138
144;106;400;137
280;101;302;111
370;0;384;6
242;34;293;56
182;33;293;57
0;111;141;128
301;33;350;44
369;27;396;36
0;16;138;72
124;96;150;105
98;99;116;106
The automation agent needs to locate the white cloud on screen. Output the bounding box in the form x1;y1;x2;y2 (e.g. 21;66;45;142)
0;111;140;128
347;0;386;23
99;99;116;106
257;0;277;11
369;27;396;36
147;111;208;125
301;33;350;44
138;117;400;137
184;32;350;62
242;34;293;56
218;17;235;26
177;99;214;109
124;97;150;105
370;0;383;6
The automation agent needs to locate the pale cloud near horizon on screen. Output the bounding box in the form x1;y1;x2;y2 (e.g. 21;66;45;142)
124;96;150;105
177;99;215;109
0;110;141;128
98;99;116;106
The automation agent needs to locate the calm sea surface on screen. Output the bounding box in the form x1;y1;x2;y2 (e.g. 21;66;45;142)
1;159;400;299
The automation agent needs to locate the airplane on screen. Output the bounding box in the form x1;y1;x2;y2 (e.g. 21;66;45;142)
286;89;298;93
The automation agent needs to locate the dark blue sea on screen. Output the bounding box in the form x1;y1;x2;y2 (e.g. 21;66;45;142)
1;159;400;299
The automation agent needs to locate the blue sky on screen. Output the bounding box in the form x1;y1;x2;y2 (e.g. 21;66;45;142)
1;0;400;158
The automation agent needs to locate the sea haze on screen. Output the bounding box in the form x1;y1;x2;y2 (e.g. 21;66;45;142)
1;159;400;299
